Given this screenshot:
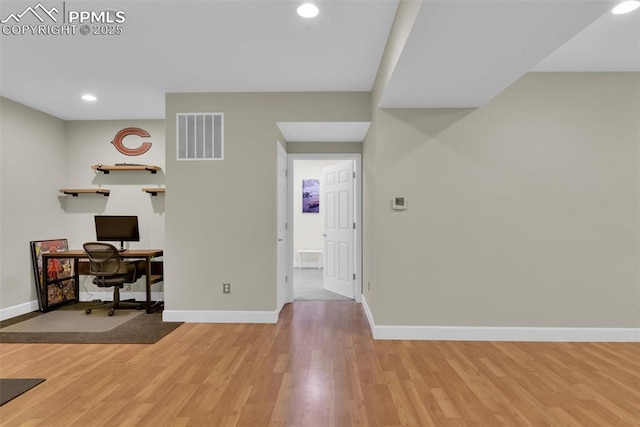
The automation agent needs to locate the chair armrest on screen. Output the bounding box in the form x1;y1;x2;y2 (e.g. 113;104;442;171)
120;260;142;282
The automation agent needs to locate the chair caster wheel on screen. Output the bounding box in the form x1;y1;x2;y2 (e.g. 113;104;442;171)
85;308;92;314
108;309;115;316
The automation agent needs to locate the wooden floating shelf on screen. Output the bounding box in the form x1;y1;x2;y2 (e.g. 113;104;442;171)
60;188;110;197
92;164;161;174
142;188;166;196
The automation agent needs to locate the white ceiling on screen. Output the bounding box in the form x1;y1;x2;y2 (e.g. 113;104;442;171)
0;0;638;127
0;0;398;120
534;3;640;72
378;0;631;108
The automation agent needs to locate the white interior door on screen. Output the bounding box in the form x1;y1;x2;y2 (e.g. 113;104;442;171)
322;161;355;299
276;142;288;312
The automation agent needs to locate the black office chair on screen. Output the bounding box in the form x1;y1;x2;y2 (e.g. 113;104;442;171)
83;242;142;316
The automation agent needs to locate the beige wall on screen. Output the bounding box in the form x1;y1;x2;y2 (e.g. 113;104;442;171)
4;71;638;333
0;97;67;310
164;92;371;312
364;72;640;328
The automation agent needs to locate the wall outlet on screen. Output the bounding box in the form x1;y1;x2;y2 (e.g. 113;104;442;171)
223;283;231;294
392;196;407;210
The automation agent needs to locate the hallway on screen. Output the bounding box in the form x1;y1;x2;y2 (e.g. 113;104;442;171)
293;268;351;301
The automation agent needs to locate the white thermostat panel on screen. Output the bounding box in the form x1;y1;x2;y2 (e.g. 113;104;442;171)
392;196;407;210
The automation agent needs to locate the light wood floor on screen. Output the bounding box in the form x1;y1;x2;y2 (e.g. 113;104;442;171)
1;301;639;426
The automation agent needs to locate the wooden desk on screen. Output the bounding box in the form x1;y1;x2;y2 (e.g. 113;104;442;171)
42;249;164;313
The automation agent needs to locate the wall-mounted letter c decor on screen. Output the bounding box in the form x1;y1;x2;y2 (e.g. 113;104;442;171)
111;127;152;156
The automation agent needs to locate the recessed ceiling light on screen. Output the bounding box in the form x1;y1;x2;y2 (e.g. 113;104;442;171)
82;94;97;101
612;0;640;14
297;3;319;18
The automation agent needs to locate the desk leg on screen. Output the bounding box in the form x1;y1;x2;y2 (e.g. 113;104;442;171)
144;256;164;313
145;256;151;312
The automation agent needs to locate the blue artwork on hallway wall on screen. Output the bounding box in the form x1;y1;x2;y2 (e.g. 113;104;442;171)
302;179;320;213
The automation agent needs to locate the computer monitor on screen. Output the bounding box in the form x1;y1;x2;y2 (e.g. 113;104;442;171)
94;215;140;251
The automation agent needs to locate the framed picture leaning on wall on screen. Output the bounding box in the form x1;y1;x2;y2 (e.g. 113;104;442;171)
30;239;76;311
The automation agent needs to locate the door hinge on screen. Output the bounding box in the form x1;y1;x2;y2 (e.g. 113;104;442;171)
285;169;288;177
353;273;356;280
285;275;288;283
353;222;356;229
353;171;356;179
285;223;288;230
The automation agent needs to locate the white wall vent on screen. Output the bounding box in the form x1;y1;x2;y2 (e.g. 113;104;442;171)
177;113;224;160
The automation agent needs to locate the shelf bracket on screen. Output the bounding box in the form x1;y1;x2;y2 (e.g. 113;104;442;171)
61;189;110;197
142;188;165;196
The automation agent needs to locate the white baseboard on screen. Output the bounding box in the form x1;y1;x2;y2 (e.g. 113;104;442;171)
162;309;278;324
361;296;640;342
0;293;166;321
0;300;40;321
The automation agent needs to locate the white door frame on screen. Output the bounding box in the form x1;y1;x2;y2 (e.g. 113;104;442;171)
287;153;362;303
276;141;288;313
